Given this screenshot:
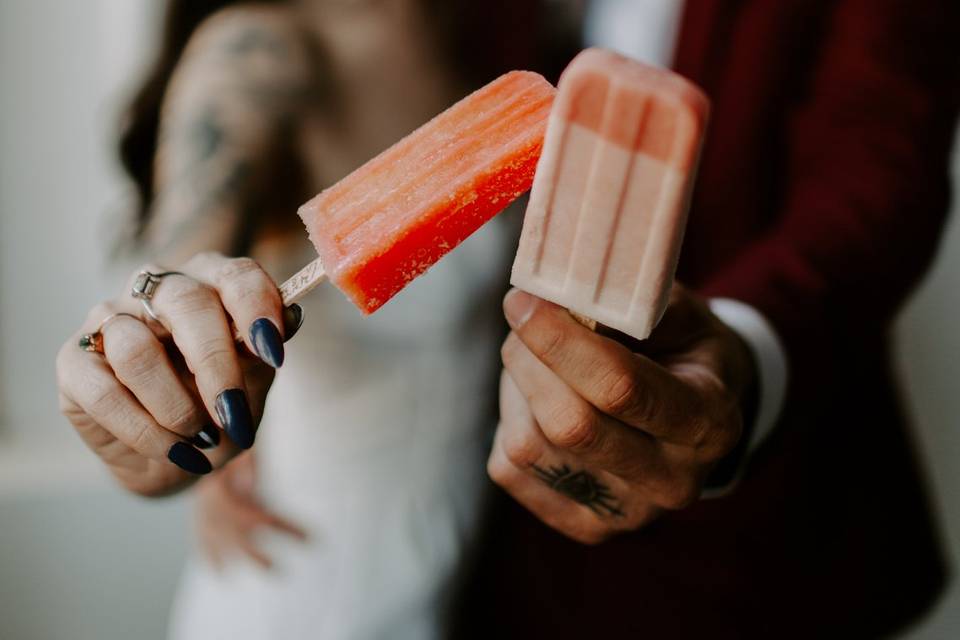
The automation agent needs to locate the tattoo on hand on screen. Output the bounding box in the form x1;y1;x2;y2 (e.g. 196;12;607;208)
532;464;625;518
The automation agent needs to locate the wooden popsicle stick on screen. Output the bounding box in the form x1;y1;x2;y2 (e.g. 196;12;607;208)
232;256;326;342
277;256;327;306
569;310;598;331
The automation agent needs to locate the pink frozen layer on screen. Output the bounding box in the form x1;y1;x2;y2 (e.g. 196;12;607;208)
556;48;708;167
511;48;710;339
298;71;556;313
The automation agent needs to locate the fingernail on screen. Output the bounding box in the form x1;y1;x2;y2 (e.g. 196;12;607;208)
250;318;284;368
168;442;212;475
503;289;536;328
216;389;255;449
189;425;221;450
282;304;304;342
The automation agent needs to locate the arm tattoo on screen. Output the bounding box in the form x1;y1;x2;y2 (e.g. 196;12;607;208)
148;23;314;259
532;464;625;518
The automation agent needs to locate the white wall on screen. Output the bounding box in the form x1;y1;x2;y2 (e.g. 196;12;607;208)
898;142;960;637
0;1;957;638
0;3;189;640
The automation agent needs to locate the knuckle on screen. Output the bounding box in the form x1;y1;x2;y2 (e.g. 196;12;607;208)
547;404;600;453
216;257;262;284
500;427;541;470
85;302;114;326
106;330;161;379
687;414;713;450
534;323;567;365
571;522;613;546
164;403;202;434
486;448;515;487
195;339;234;373
55;342;76;385
626;506;661;531
57;391;74;414
659;478;700;510
598;367;642;417
130;421;160;455
166;280;216;314
185;251;220;270
714;403;744;452
500;333;521;368
119;476;164;498
85;378;124;417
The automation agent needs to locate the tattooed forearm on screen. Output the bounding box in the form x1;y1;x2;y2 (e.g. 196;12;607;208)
532;464;625;518
146;16;315;261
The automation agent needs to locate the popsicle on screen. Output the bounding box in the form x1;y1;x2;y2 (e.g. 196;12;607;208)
281;70;556;314
510;48;709;339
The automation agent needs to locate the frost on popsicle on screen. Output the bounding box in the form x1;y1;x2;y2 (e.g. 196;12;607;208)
298;71;557;314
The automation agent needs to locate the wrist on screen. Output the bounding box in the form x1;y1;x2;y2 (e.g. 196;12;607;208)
702;297;789;495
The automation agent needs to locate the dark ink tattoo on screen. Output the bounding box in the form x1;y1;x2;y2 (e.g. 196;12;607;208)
149;22;316;259
189;107;226;161
226;27;289;58
532;464;625;518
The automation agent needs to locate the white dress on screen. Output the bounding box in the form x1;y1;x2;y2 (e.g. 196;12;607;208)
167;3;524;635
169;202;520;639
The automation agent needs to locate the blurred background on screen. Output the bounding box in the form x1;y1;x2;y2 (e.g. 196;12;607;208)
0;1;957;638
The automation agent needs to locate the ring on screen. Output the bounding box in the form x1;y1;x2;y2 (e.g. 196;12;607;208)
131;270;185;322
78;312;140;354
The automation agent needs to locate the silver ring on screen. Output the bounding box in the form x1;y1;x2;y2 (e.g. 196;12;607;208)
131;270;184;323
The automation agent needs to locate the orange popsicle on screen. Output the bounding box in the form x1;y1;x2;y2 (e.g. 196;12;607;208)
511;49;709;339
289;71;556;313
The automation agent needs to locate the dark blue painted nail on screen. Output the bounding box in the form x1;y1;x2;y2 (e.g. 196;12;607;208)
250;317;284;367
216;388;255;449
189;425;221;450
282;304;304;342
168;442;212;475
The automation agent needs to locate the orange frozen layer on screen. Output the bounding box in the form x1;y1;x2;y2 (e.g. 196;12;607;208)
298;71;556;313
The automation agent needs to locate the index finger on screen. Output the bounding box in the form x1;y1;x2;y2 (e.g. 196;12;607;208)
150;274;256;449
503;288;704;445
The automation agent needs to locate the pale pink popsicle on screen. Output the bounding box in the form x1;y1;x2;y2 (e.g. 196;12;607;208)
510;48;709;339
294;71;556;314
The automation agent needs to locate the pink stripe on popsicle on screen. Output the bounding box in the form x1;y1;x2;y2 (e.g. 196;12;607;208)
555;50;708;170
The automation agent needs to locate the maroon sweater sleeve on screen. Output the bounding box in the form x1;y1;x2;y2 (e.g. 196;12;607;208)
699;0;959;395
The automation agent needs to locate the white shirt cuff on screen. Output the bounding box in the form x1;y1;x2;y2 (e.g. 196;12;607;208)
703;298;789;495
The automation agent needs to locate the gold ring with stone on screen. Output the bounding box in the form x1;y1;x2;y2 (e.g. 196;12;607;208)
78;312;140;354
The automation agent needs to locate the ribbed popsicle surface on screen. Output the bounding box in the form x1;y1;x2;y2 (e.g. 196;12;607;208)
299;71;556;313
511;49;708;339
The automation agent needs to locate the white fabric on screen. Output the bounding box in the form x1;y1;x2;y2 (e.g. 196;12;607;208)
169;208;521;640
168;4;789;638
584;0;684;67
708;298;790;490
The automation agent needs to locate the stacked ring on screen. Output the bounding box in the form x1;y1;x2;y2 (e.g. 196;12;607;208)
131;270;185;322
77;312;141;355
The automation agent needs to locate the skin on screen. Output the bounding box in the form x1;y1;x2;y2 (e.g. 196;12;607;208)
56;1;757;566
58;6;315;550
195;452;306;570
491;284;754;544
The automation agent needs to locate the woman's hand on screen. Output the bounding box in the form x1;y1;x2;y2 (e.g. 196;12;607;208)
489;284;756;544
195;451;307;570
55;252;303;496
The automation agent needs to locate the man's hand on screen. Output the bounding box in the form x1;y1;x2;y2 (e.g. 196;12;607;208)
489;283;757;544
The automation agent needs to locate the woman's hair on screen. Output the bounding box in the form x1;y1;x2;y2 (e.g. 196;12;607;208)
118;0;580;239
118;0;283;239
